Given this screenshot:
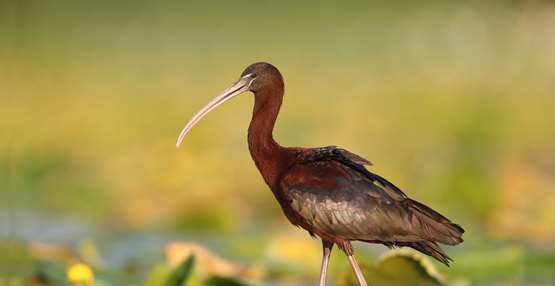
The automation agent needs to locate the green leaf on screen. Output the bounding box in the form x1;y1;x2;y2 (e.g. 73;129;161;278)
337;250;445;286
205;276;251;286
164;255;195;286
78;239;105;268
145;264;172;286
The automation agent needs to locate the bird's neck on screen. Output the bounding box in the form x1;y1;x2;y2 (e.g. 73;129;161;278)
248;86;287;187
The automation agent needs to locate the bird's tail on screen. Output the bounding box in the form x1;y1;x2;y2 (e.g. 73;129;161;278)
408;199;464;246
395;241;452;266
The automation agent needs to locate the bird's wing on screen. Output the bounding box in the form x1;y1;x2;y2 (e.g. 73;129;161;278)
281;146;463;245
294;146;407;200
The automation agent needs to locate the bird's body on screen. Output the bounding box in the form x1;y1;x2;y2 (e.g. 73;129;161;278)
177;62;464;286
277;146;462;264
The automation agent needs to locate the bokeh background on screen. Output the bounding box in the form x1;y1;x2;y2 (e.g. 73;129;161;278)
2;0;555;285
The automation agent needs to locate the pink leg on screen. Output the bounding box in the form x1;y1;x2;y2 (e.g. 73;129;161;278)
346;253;368;286
318;241;333;286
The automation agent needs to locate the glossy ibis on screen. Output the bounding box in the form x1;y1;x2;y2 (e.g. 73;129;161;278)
176;62;464;286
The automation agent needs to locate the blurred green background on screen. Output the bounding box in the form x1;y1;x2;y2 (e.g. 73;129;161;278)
2;0;555;285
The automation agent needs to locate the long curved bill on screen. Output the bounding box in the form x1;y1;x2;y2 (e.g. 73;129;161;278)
176;74;255;148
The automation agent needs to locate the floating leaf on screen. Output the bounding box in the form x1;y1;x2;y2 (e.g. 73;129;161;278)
164;255;195;286
165;242;249;278
338;250;445;286
205;276;251;286
145;264;172;286
78;239;104;268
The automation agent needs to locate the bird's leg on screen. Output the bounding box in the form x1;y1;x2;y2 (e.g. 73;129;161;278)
346;254;368;286
340;241;368;286
318;241;334;286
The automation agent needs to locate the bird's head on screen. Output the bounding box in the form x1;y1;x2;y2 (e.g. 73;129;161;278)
176;62;283;148
241;62;283;93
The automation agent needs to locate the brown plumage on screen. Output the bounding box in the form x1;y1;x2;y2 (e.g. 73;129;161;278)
176;62;464;286
280;146;463;263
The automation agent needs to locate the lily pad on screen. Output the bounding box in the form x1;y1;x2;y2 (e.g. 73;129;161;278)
164;255;195;286
338;249;445;286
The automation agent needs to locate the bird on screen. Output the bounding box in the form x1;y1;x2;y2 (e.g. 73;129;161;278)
176;62;464;286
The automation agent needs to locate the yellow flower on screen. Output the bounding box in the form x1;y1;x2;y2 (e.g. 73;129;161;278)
67;263;94;285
